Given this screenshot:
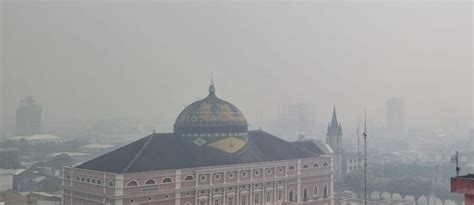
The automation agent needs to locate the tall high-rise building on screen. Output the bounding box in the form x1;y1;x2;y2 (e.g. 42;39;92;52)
16;96;41;136
278;104;316;138
326;106;343;180
386;98;404;133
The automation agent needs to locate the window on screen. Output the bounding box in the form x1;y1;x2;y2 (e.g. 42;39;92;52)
313;185;319;196
81;177;85;182
97;180;102;185
227;172;234;179
76;176;80;181
66;175;71;180
241;195;247;205
145;179;156;185
126;180;139;187
303;187;308;201
86;178;90;183
266;169;272;175
200;175;207;182
214;173;221;180
313;163;319;168
289;190;294;202
303;164;309;169
227;197;234;205
278;190;283;201
254;170;261;176
288;166;296;170
254;194;260;204
278;167;284;174
162;177;173;183
241;171;248;177
266;193;271;202
148;197;152;201
323;184;328;197
91;179;96;184
184;175;194;181
200;200;208;205
323;162;329;167
214;198;220;205
108;181;114;187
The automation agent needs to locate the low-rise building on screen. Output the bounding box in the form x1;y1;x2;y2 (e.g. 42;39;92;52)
451;174;474;205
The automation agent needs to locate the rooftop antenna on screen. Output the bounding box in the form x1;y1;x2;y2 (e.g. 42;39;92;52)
363;109;368;205
357;122;360;170
452;151;460;176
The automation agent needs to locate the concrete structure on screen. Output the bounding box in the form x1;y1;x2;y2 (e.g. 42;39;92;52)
451;174;474;205
11;134;64;145
63;83;335;205
386;98;404;133
79;144;116;154
342;153;363;175
16;96;41;136
0;169;25;191
326;107;343;181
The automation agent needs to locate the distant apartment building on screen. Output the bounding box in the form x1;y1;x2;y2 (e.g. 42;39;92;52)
278;104;316;138
386;98;404;133
16;96;41;136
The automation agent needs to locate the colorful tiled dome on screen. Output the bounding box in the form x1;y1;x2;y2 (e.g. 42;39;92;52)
174;83;248;135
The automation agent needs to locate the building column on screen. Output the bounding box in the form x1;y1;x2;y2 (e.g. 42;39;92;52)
297;159;302;203
176;169;181;205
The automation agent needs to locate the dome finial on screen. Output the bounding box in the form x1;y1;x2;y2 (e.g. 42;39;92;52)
209;73;216;95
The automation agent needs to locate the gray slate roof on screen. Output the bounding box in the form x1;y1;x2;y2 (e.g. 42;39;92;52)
75;130;323;174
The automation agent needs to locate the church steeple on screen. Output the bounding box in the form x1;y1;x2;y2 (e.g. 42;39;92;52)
331;106;338;127
327;106;342;137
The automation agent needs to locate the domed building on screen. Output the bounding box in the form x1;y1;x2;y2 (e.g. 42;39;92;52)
64;83;334;205
174;83;249;154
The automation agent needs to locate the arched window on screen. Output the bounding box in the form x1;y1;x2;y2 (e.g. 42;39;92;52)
91;179;96;184
323;184;328;197
313;185;319;196
288;166;296;170
289;190;294;202
97;180;102;185
184;175;194;181
126;180;139;187
313;163;320;168
108;181;114;187
145;179;156;185
162;177;173;183
303;164;309;169
323;162;329;167
303;187;309;201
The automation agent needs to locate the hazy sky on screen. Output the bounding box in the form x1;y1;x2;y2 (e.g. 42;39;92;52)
1;1;472;135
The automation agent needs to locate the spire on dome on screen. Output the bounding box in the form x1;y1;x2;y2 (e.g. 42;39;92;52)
209;74;216;95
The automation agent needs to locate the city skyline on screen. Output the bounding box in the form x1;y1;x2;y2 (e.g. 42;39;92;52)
1;1;472;136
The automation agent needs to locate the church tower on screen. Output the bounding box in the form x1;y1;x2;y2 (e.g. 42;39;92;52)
326;106;343;180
